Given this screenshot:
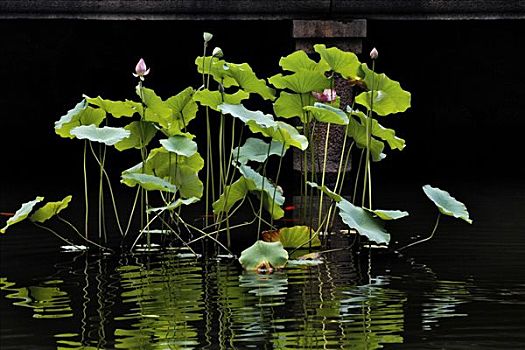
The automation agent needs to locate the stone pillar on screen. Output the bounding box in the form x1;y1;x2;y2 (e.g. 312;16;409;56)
292;20;367;187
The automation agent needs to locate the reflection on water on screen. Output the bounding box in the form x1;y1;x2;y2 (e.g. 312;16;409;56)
2;246;523;349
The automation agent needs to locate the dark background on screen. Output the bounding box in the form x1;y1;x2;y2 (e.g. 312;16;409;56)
0;19;523;212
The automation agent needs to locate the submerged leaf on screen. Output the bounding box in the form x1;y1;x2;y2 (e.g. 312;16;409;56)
1;197;44;233
423;185;472;224
239;241;289;271
30;195;72;223
336;199;390;244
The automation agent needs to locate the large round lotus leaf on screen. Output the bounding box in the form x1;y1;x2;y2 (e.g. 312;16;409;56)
232;138;285;165
279;50;329;73
121;172;177;193
336;199;390;245
147;197;200;213
239;241;289;271
219;103;276;128
423;185;472;224
160;135;198;157
70;125;130;146
366;208;409;221
273;92;311;122
115;121;157;151
84;95;140;118
1;196;44;233
307;181;342;202
30;195;72;223
314;44;361;79
223;62;276;101
268;71;330;94
355;63;411;116
193;89;249;111
165;86;199;130
212;177;249;215
54;100;106;139
272;226;321;248
303;103;349;125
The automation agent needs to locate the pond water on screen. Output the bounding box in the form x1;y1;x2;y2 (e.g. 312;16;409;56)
1;181;524;349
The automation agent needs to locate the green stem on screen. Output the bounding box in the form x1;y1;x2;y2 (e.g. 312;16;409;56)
57;216;112;252
398;213;442;251
83;140;89;238
257;141;273;237
33;222;79;248
353;148;365;205
317;122;331;231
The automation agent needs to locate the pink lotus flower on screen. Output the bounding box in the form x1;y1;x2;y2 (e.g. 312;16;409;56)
312;88;337;102
133;58;150;80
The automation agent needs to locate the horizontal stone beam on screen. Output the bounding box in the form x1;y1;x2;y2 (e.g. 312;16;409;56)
0;0;523;20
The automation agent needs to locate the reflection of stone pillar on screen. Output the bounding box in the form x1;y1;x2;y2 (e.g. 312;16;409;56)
292;20;366;187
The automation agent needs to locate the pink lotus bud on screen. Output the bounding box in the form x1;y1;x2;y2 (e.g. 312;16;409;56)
312;88;337;102
133;58;150;80
370;47;378;60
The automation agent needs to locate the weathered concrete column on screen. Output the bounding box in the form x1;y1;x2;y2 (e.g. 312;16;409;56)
292;19;367;186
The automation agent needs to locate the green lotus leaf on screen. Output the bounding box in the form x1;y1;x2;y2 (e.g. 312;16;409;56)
55;100;106;139
275;226;321;248
193;89;250;111
84;96;140;118
195;56;237;87
246;120;308;151
239;241;289;271
147;197;200;213
268;71;330;94
304;102;349;125
423;185;472;224
224;62;275;100
279;50;329;73
165;87;198;132
212;177;249;215
137;86;172;128
273;92;312;122
121;172;177;193
114;121;157;151
1;196;44;233
366;209;409;221
70;125;130;146
355;63;411;116
219;103;276;128
336;199;390;244
138;148;204;198
30;195;72;223
314;44;361;79
238;164;285;220
307;181;342;202
232;137;285;164
160;135;198;157
346;110;386;162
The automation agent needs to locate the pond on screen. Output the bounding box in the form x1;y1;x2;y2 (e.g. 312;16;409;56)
1;181;524;349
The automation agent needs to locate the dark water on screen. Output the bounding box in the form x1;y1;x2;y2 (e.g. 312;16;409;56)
1;181;524;349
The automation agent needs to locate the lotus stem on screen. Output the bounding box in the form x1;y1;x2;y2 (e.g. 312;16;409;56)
57;216;112;252
398;213;442;251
